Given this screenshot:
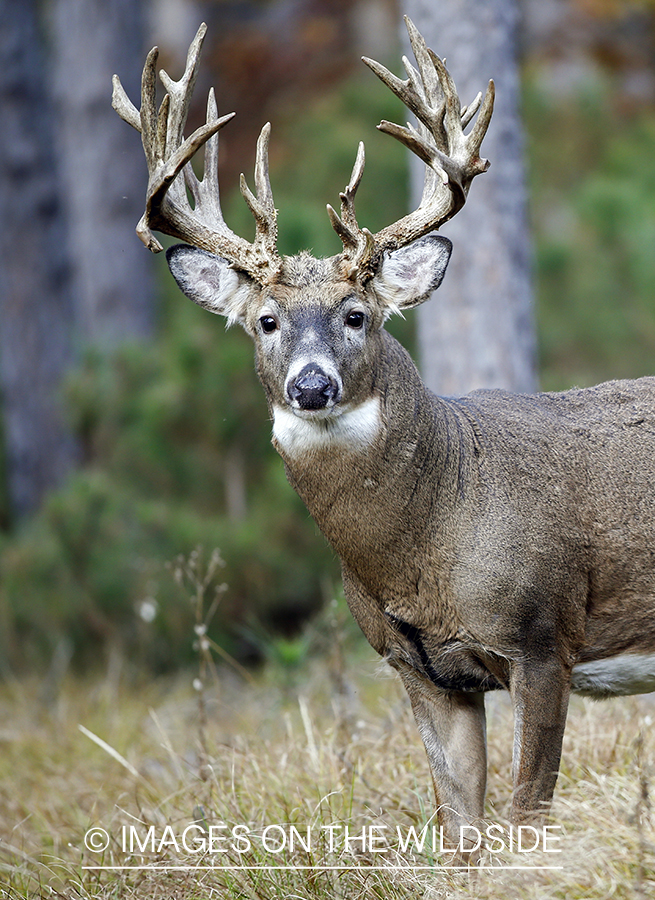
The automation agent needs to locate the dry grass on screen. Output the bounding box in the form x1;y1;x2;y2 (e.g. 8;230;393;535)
0;609;653;899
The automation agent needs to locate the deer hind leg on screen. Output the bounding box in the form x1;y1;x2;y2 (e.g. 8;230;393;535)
395;662;487;857
508;656;571;824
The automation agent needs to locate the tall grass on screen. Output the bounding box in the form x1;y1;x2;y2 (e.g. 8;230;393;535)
1;590;653;899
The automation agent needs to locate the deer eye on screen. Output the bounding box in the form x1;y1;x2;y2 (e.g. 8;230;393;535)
345;310;365;329
259;315;278;334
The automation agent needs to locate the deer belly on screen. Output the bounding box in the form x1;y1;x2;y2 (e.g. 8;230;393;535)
571;653;655;697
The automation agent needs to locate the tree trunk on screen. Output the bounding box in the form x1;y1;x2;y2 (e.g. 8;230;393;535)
0;0;79;519
403;0;536;394
49;0;155;347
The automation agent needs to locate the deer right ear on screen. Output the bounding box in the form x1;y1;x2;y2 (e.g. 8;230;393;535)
166;245;257;326
371;235;452;312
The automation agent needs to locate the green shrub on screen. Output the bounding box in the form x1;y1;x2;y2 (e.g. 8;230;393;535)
526;76;655;388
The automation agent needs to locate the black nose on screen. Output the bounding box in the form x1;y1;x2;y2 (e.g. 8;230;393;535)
289;364;339;410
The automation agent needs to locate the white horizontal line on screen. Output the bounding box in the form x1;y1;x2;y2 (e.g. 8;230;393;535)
82;864;564;872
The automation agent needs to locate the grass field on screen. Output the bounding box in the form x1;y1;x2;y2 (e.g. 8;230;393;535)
1;599;654;899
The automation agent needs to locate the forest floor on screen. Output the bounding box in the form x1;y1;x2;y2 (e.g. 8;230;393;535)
1;609;654;899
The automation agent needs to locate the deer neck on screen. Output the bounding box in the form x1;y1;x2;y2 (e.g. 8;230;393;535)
270;331;475;580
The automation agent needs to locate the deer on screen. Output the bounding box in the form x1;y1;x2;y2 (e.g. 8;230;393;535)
113;18;655;858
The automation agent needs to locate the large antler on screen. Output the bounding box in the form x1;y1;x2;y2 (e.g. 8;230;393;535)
111;23;282;281
329;16;495;279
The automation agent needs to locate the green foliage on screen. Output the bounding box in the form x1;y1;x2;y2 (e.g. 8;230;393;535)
525;76;655;389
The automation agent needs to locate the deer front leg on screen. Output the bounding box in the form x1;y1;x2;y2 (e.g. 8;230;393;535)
509;656;571;823
395;662;487;856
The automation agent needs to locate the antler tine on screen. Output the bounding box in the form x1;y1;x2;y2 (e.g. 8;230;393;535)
183;88;228;229
195;88;224;217
158;22;206;153
239;123;281;274
326;143;375;277
405;17;448;126
111;71;140;132
253;122;275;209
466;78;495;157
140;47;162;171
461;90;482;128
112;23;282;280
326;141;364;246
402;57;448;154
331;16;494;279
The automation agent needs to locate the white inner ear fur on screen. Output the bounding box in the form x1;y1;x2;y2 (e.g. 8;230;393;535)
372;235;452;312
166;246;255;326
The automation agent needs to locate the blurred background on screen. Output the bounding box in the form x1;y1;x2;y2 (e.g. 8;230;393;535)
0;0;654;678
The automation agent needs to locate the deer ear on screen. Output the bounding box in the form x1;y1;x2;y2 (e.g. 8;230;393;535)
371;235;452;311
166;245;257;326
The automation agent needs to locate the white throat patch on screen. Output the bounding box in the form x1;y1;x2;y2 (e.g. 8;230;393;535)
272;396;382;457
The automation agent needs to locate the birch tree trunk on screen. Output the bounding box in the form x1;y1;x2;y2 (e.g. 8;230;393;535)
0;0;79;519
403;0;536;394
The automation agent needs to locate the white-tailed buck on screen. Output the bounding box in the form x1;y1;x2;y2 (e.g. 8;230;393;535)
113;19;655;854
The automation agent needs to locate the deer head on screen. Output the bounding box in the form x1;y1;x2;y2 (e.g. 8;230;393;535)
112;18;493;429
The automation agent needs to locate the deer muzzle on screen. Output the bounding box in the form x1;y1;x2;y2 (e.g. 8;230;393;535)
287;363;340;411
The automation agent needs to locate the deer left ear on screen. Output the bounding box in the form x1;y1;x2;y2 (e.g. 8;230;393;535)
166;245;257;326
371;235;452;311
